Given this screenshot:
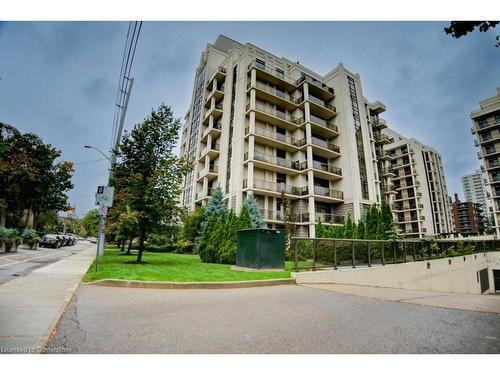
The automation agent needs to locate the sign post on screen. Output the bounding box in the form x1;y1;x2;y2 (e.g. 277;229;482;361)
94;186;114;272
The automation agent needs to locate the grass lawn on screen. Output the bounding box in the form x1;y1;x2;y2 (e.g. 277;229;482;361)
83;246;291;282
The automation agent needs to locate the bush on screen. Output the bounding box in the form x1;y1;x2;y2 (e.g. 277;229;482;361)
0;227;21;249
22;229;40;248
174;239;194;253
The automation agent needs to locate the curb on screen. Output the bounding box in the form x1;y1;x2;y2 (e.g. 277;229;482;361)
84;278;296;289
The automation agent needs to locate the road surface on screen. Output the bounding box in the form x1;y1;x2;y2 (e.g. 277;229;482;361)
0;241;92;285
48;284;500;354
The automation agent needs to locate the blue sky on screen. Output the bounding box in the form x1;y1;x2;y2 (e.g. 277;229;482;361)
0;21;499;216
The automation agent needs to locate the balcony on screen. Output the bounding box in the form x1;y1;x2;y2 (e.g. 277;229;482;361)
374;118;387;130
297;137;341;158
376;134;391;145
206;66;226;90
307;114;339;137
260;209;285;222
384;185;397;195
295;74;335;100
370;101;386;114
195;187;214;201
202;103;223;125
244;126;300;151
201;121;222;142
244;151;302;174
483;147;500;157
247;81;297;110
393;204;418;211
199;143;220;159
197;165;218;181
315;212;344;224
310;160;342;180
382;168;396;177
295;94;337;119
246;103;302;130
243;178;307;197
486;160;500;170
380;151;395;161
247;61;296;90
204;85;224;108
312;186;344;202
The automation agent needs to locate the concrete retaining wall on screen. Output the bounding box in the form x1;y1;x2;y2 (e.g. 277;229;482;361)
293;252;500;295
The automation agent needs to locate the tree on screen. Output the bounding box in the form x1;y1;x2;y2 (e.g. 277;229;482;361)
116;208;140;255
444;21;499;47
281;191;296;248
242;195;265;228
316;219;327;238
81;209;100;237
113;104;191;263
343;215;354;239
198;213;219;263
200;187;227;230
238;204;253;230
180;206;205;243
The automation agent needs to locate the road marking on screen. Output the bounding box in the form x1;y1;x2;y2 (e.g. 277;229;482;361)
0;249;73;268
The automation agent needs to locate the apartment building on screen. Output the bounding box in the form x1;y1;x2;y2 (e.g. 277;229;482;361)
461;170;492;216
379;128;452;237
471;87;500;237
179;35;451;238
450;194;484;236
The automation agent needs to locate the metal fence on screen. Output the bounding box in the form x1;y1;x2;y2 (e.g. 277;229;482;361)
290;237;500;272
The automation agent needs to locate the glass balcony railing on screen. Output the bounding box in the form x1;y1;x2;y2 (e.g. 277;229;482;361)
312;186;343;199
247;61;295;85
244;151;302;170
309;114;338;132
312;160;342;175
315;212;344;224
246;103;302;125
248;81;295;103
295;75;335;95
244;178;308;195
244;126;300;147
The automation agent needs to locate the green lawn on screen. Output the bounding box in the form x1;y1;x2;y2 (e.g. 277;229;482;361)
83;247;291;282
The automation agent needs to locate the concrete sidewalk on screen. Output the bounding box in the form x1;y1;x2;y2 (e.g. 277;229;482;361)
303;284;500;314
0;244;95;353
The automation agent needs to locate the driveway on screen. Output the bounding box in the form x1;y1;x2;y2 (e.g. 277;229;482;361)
48;284;500;354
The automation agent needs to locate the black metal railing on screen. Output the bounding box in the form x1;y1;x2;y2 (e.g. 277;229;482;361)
291;237;500;272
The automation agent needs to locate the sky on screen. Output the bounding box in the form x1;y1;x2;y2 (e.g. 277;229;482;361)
0;21;499;216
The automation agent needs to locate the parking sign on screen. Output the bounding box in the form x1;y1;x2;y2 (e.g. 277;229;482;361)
95;186;115;207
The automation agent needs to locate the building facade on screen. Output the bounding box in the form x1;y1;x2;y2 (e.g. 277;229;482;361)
471;87;500;237
179;35;452;238
461;170;492;217
450;194;484;236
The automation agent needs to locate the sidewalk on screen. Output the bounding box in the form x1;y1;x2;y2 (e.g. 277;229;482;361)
0;244;95;353
303;284;500;314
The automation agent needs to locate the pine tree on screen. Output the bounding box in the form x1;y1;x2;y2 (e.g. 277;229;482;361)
343;215;354;239
205;216;226;263
243;195;266;228
196;187;227;251
239;204;253;230
380;200;395;239
218;211;239;264
316;218;327;238
356;220;365;239
198;214;218;262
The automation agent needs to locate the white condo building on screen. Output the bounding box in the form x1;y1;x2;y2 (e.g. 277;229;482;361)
461;170;492;216
179;35;452;238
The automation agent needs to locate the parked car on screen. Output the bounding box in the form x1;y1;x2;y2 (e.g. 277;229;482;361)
39;234;63;248
87;237;98;244
65;235;76;246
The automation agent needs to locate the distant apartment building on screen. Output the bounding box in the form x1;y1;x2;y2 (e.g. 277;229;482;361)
380;129;452;237
461;170;492;217
471;87;500;237
450;194;484;236
179;35;452;238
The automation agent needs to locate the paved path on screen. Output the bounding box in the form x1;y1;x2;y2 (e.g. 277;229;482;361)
0;242;95;353
48;284;500;354
303;284;500;314
0;242;90;285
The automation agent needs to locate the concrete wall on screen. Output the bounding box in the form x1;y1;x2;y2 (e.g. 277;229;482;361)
293;251;500;295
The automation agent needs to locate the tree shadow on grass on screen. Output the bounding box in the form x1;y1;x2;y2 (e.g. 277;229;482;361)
124;260;150;265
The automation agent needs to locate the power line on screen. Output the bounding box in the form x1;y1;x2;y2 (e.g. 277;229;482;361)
73;158;107;166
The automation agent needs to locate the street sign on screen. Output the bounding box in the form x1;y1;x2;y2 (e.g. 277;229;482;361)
95;186;115;207
98;206;108;217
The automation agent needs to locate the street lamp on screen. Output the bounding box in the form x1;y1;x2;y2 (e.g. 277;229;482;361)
84;145;112;163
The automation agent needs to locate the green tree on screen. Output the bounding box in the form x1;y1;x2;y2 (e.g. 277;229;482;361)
316;219;327;238
343;215;354;239
238;204;252;229
113;104;191;263
444;21;499;47
81;209;100;237
200;187;227;230
180;206;205;243
356;219;365;239
243;195;265;228
198;213;218;262
116;208;140;254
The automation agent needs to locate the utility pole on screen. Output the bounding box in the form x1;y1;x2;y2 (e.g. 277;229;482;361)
94;78;134;264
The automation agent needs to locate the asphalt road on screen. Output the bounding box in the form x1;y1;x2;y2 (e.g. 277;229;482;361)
0;241;92;285
48;284;500;354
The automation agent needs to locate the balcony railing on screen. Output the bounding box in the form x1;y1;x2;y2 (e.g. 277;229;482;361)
245;126;300;147
200;143;220;157
245;151;301;170
312;160;342;175
244;178;307;196
307;94;336;112
196;187;213;200
309;114;338;132
295;75;335;95
247;103;302;125
315;212;344;224
313;186;344;199
310;137;340;153
247;61;295;85
248;81;294;103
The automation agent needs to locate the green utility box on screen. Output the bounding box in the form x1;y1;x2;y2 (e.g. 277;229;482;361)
236;229;285;269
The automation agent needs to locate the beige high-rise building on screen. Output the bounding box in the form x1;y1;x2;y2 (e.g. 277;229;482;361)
179;35;452;238
380;129;452;237
461;170;492;216
471;87;500;237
